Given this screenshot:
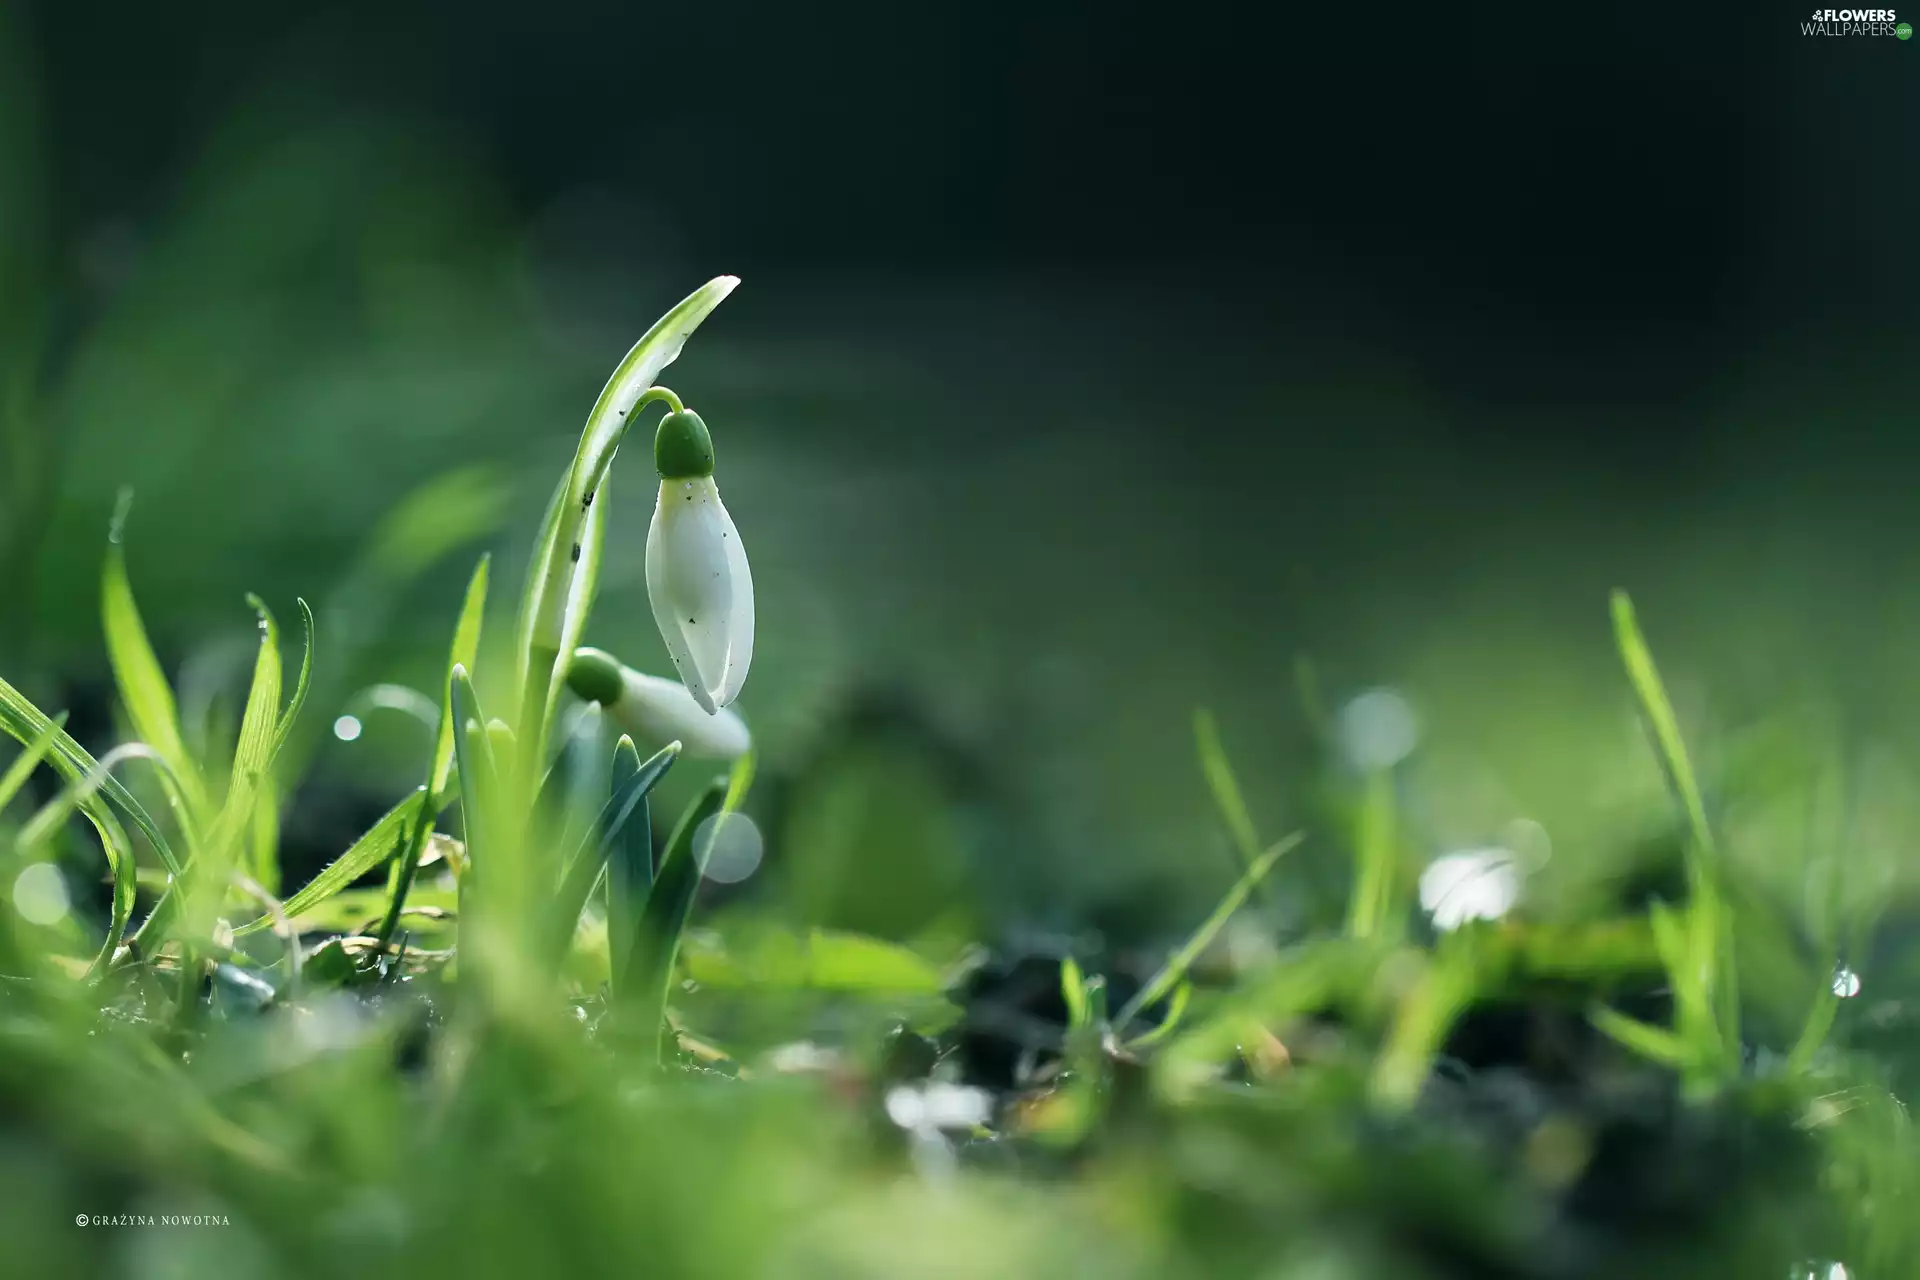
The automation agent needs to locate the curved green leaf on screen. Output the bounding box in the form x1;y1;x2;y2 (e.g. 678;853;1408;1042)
514;276;738;758
0;673;180;875
619;776;728;1058
0;708;66;814
235;788;427;935
102;515;208;822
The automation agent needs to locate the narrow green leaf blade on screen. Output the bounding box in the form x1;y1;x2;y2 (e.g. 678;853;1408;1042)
448;667;495;901
1194;708;1261;867
86;806;138;976
101;518;207;819
1372;942;1479;1109
1122;980;1192;1051
1061;955;1091;1030
678;927;948;995
1611;590;1715;858
270;598;315;760
0;708;66;814
1591;1004;1696;1070
1114;831;1306;1032
8;741;141;974
236;788;427;934
619;776;728;1059
432;556;490;801
230;593;285;797
375;556;489;950
555;739;679;970
606;735;650;986
0;674;181;875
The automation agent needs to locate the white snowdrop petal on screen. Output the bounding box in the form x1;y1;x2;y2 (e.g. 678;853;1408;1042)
658;478;734;700
711;489;754;707
646;491;714;714
1418;848;1521;930
618;670;752;759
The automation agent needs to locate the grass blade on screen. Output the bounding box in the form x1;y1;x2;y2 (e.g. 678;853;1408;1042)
1122;979;1191;1051
236;788;428;934
618;775;728;1060
1610;590;1715;859
374;555;489;950
101;500;208;822
180;595;290;944
1591;1004;1696;1071
0;708;66;814
1787;972;1842;1075
231;594;286;789
1193;708;1261;868
605;736;651;985
270;598;314;760
1612;590;1737;1080
1061;955;1092;1030
0;674;181;875
1156;938;1379;1094
433;558;490;803
1371;941;1478;1108
551;739;679;970
1113;831;1305;1033
250;776;280;894
448;666;495;901
90;805;139;974
1346;768;1398;941
8;740;143;974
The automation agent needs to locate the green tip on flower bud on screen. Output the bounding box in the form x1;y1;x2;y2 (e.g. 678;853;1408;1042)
654;408;715;479
567;646;627;707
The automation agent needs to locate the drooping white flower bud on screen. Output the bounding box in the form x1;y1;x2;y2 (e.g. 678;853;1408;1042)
567;646;750;760
646;409;753;711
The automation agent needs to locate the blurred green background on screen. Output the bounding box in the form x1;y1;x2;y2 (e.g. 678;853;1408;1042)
3;0;1918;943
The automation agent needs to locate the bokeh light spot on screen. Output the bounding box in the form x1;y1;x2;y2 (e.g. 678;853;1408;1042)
695;813;765;885
1338;688;1419;770
12;862;71;926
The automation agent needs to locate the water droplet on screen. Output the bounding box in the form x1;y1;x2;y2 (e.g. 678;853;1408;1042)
1833;967;1861;999
333;715;364;742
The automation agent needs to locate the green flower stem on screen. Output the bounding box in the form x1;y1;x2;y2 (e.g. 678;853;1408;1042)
511;272;737;783
520;384;684;774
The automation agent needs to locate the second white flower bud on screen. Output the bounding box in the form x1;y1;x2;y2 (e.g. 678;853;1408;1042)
567;646;751;760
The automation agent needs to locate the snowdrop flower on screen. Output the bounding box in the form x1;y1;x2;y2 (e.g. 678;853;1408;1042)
566;646;750;760
884;1082;993;1133
884;1081;992;1182
1418;847;1522;930
646;408;753;712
